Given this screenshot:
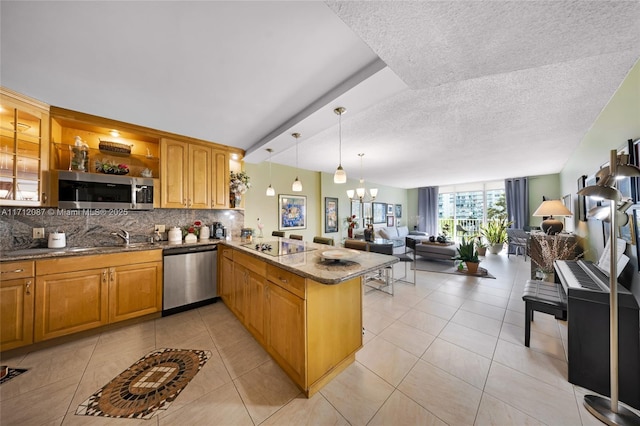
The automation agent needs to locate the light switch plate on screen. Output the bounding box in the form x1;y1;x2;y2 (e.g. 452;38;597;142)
33;227;45;239
155;224;165;233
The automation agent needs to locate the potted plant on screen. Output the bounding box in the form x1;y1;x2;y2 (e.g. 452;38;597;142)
452;237;480;274
480;218;512;254
475;236;487;256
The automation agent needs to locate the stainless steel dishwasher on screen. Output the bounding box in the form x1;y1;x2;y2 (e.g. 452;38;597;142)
163;244;217;316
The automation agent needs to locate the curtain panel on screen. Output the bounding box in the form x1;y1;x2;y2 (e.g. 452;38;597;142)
418;187;439;236
505;177;529;229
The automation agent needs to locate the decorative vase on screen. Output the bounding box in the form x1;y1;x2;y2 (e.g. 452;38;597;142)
477;247;487;256
348;227;353;238
231;194;241;208
184;232;197;243
465;261;480;275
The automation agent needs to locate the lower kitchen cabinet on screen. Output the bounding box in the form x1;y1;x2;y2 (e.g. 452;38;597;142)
108;262;162;323
35;267;108;341
266;282;305;385
0;261;35;351
34;250;162;343
217;245;363;397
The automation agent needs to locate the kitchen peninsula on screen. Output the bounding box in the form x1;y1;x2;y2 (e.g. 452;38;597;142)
218;238;398;397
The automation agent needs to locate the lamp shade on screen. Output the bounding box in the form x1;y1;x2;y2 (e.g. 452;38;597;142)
533;200;573;234
578;184;621;202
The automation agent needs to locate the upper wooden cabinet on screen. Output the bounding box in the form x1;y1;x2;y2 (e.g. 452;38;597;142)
0;88;50;206
50;107;161;179
160;138;229;209
47;105;236;209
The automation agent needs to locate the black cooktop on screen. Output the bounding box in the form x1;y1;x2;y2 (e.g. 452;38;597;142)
243;240;316;257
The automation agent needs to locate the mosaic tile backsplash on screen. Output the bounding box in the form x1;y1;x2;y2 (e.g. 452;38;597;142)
0;207;245;251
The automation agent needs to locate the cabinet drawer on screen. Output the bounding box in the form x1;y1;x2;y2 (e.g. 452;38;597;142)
1;261;34;280
234;251;266;276
220;245;234;260
267;264;305;299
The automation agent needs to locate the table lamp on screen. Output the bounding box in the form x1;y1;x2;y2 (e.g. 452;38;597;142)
532;199;573;234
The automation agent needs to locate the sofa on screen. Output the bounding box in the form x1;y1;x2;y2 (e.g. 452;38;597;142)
379;226;429;249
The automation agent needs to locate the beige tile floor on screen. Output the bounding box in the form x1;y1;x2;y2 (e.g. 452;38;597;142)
1;254;639;425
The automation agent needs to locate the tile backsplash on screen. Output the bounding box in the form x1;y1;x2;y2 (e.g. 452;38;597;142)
0;207;244;251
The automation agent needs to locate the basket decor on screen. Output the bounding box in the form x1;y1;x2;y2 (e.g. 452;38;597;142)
99;140;132;155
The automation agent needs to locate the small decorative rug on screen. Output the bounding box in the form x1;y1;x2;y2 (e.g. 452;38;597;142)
411;259;496;279
0;367;28;385
76;348;211;420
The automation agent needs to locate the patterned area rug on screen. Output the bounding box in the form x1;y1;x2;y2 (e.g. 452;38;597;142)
411;258;496;279
76;348;211;420
0;367;28;385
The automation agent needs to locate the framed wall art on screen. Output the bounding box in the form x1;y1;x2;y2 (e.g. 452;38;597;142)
279;194;306;230
387;215;394;227
395;204;402;218
387;204;394;215
325;197;338;233
363;202;372;226
372;202;386;224
577;175;587;221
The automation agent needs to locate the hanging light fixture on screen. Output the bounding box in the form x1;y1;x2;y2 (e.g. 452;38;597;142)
265;148;275;196
291;132;302;192
333;107;347;184
347;153;377;201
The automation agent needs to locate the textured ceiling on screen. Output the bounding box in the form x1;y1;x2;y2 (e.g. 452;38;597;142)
2;1;639;189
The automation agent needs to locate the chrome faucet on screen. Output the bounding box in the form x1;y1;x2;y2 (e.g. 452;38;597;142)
111;229;130;245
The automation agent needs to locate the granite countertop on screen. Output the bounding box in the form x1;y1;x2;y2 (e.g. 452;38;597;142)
1;239;221;261
222;238;399;285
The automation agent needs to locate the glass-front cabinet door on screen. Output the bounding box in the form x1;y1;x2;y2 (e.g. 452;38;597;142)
0;88;49;206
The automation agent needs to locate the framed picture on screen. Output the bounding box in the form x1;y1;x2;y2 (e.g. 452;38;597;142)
585;174;599;212
279;194;306;230
387;215;394;227
562;194;573;232
387;204;394;215
577;175;587;221
351;200;361;219
372;202;386;224
395;204;402;218
325;197;338;233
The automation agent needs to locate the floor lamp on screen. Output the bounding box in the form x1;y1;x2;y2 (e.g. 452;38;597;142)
578;149;640;426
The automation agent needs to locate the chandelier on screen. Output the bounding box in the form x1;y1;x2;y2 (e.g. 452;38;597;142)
347;153;377;201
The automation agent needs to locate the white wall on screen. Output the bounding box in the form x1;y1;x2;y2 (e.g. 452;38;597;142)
560;58;640;298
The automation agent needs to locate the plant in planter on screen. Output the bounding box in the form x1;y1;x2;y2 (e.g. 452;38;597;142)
452;237;480;274
475;236;487;256
480;218;512;254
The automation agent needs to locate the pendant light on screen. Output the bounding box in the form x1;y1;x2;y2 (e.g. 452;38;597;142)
265;148;275;196
291;132;302;192
347;153;377;201
333;107;347;184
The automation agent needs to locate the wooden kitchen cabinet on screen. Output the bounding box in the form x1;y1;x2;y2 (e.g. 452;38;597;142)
160;138;228;209
218;245;363;397
35;267;109;341
0;261;35;351
108;262;162;323
34;250;162;342
266;281;305;384
0;87;50;206
218;245;234;305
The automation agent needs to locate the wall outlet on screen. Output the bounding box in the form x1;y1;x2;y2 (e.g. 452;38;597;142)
33;227;45;239
155;224;165;233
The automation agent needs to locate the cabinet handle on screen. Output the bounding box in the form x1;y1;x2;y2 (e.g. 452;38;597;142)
102;270;107;283
25;280;32;295
279;277;288;283
1;268;24;274
42;192;47;203
110;269;115;282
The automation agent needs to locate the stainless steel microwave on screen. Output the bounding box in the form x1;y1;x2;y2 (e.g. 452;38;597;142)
56;170;154;210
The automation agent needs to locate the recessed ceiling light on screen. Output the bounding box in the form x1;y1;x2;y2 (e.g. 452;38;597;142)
110;130;120;138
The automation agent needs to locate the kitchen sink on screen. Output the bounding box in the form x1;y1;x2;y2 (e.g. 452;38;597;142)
57;247;101;253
